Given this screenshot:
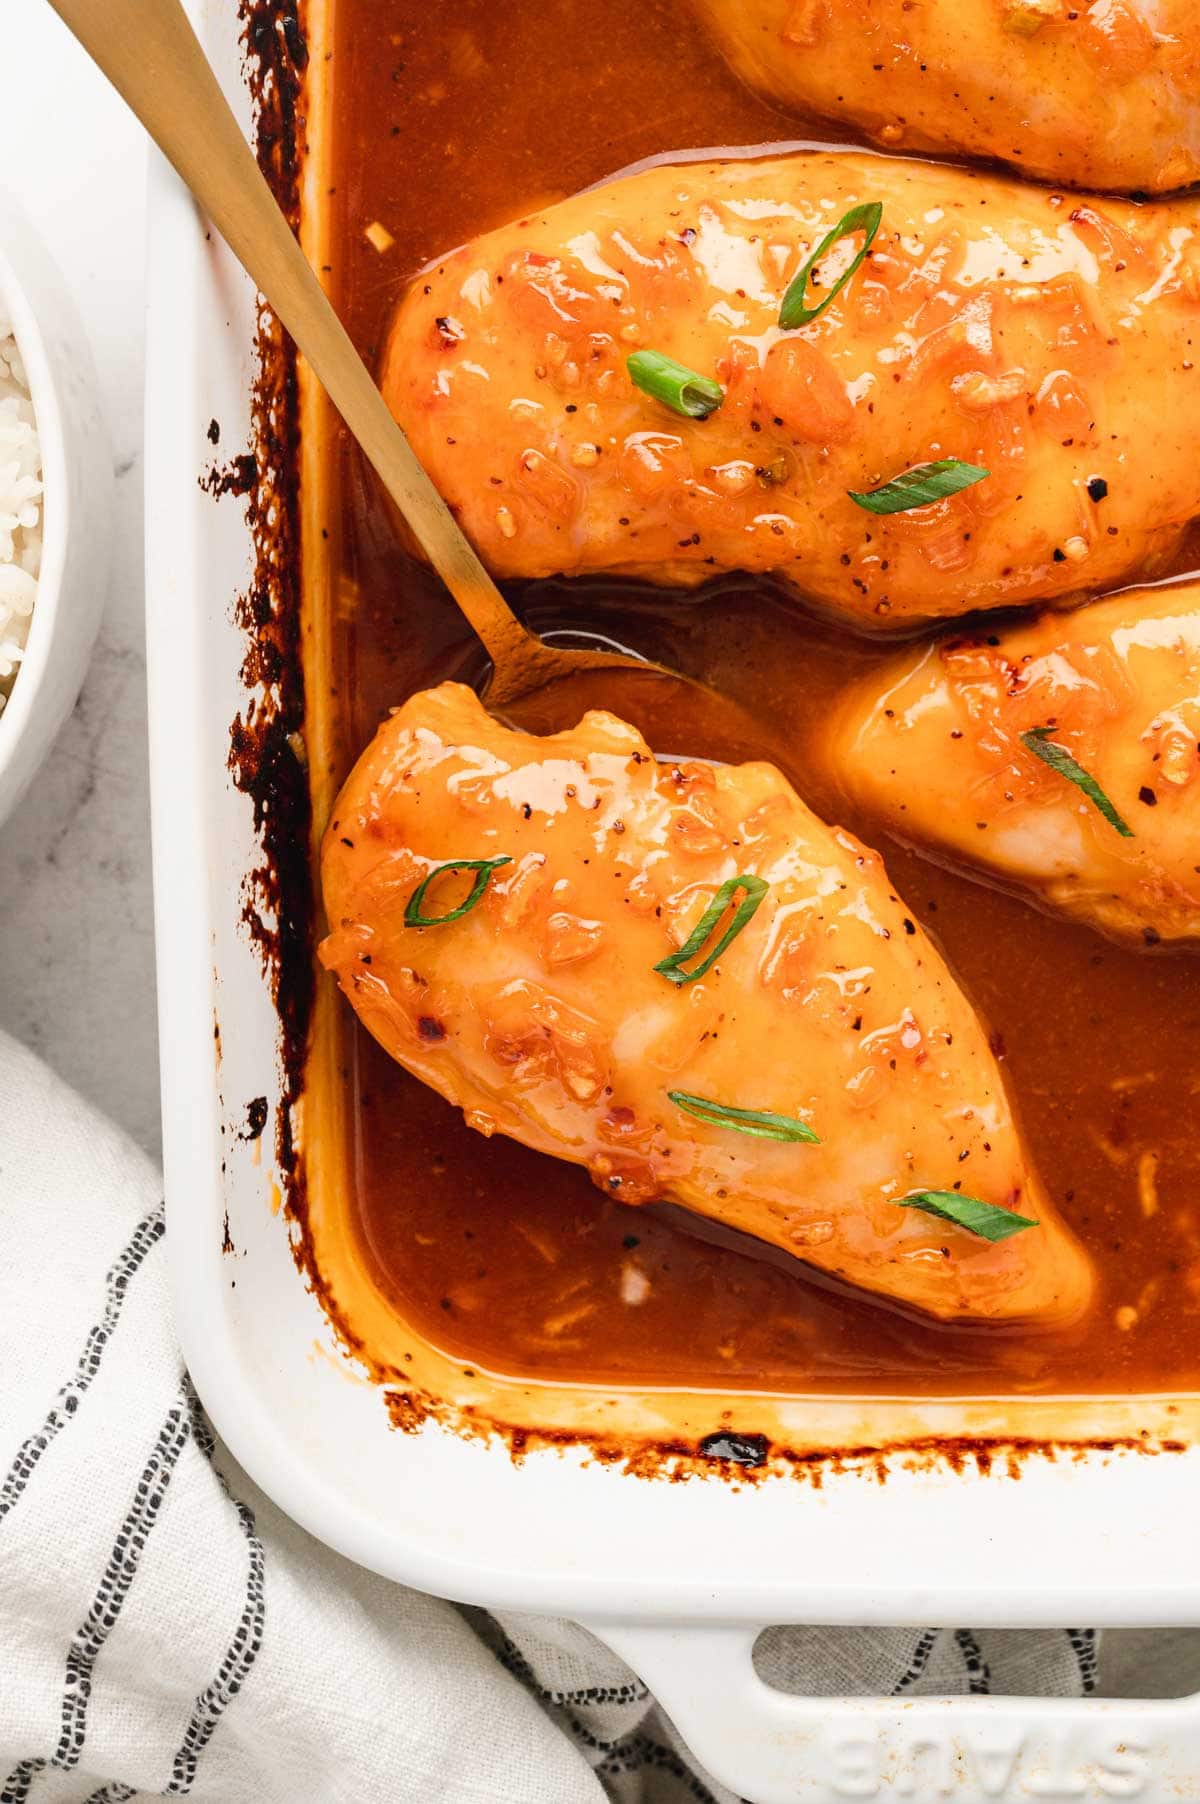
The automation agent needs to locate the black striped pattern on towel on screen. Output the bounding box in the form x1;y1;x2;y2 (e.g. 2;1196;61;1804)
1;1384;194;1803
0;1208;266;1804
953;1628;992;1694
71;1395;266;1804
893;1626;940;1692
0;1207;165;1525
162;1385;267;1797
1068;1628;1100;1695
492;1633;723;1804
892;1628;1093;1698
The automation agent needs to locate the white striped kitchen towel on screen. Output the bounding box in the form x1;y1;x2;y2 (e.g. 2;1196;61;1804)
0;1025;1104;1804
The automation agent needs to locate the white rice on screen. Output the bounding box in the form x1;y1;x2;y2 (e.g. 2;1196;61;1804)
0;313;43;717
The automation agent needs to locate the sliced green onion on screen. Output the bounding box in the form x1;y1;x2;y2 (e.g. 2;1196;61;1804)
404;856;512;928
654;874;768;985
627;349;724;419
668;1090;820;1144
779;200;883;330
848;458;989;515
1019;728;1133;838
900;1190;1039;1241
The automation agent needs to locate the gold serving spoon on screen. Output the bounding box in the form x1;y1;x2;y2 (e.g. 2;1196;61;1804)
46;0;717;720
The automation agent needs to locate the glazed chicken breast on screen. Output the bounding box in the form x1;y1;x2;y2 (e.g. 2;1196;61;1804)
833;583;1200;947
694;0;1200;195
320;683;1092;1325
381;152;1200;630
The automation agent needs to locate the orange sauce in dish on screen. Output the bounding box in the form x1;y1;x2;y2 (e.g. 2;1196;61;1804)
314;0;1200;1397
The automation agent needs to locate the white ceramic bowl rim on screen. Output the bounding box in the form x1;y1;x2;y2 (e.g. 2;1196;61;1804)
0;195;71;787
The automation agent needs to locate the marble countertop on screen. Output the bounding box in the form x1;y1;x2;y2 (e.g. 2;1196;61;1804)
0;8;159;1153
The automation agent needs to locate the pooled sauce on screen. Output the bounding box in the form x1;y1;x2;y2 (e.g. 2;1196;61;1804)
323;0;1200;1394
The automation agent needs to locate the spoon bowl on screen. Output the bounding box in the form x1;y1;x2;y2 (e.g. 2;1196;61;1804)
497;662;772;774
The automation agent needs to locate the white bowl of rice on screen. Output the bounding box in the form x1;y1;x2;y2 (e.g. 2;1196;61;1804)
0;189;111;827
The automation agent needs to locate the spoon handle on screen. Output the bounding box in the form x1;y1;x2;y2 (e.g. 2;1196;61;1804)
46;0;528;668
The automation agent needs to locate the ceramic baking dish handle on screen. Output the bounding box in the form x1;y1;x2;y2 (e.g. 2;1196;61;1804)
594;1623;1200;1803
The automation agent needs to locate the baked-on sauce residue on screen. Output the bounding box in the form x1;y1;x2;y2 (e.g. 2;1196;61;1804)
321;0;1200;1396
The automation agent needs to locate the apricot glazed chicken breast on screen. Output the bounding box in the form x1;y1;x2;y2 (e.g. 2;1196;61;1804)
693;0;1200;195
320;684;1092;1326
834;583;1200;948
381;152;1200;630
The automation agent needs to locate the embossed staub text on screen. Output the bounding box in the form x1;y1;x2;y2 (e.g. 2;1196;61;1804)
825;1732;1151;1799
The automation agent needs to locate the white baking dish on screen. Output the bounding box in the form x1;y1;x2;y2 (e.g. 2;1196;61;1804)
144;5;1200;1798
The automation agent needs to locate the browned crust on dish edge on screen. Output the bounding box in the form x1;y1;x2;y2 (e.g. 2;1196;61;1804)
384;1386;1188;1487
219;0;314;1216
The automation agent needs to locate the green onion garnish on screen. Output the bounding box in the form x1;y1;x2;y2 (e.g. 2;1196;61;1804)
1019;728;1133;838
900;1190;1039;1241
668;1091;820;1144
404;856;512;928
627;350;724;420
779;200;883;330
848;458;989;515
654;874;768;985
